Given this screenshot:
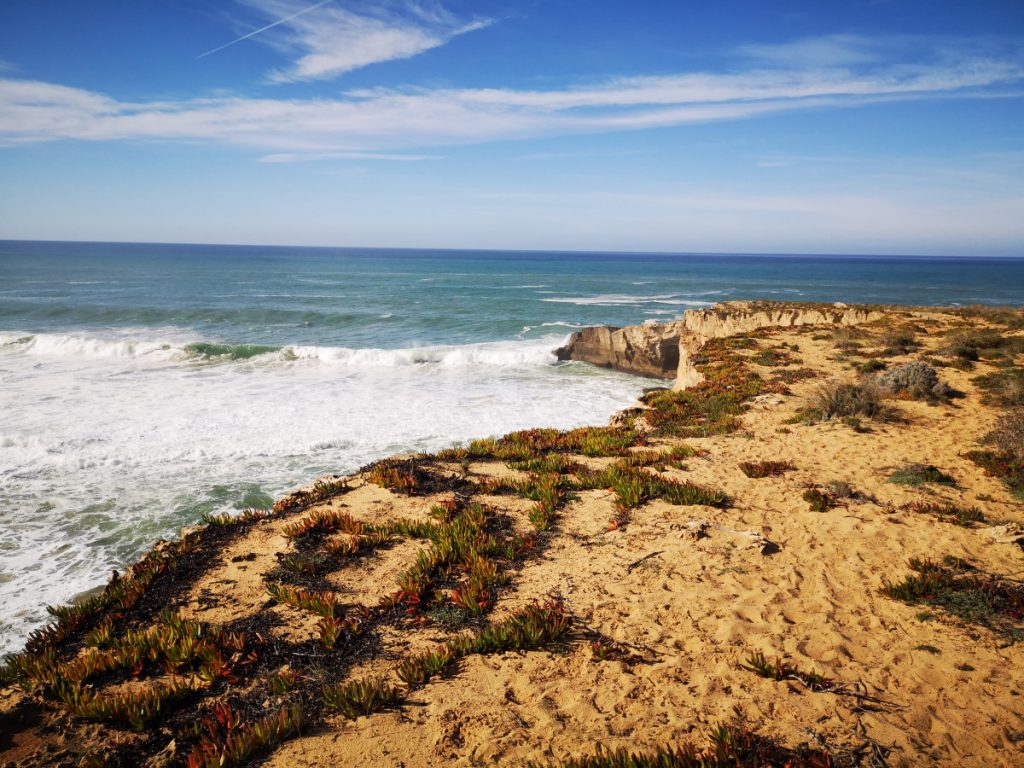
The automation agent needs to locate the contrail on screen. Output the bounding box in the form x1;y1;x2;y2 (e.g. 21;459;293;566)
196;0;335;60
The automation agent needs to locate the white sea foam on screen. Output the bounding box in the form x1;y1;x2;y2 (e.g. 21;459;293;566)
285;336;563;368
542;294;714;307
0;331;565;369
519;321;588;335
0;329;650;653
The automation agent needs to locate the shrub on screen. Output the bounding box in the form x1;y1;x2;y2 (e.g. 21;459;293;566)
879;325;920;355
187;705;304;767
942;328;1024;362
982;408;1024;461
974;368;1024;408
640;358;766;437
857;359;886;374
965;450;1024;498
824;480;858;499
876;361;954;402
831;327;865;351
802;379;896;422
55;678;199;731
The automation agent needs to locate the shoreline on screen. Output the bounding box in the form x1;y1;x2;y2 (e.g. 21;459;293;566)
2;300;1023;767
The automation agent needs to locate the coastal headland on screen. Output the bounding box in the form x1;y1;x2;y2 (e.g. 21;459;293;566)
2;301;1022;767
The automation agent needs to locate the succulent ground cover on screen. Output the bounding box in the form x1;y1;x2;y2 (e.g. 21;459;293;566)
882;556;1024;643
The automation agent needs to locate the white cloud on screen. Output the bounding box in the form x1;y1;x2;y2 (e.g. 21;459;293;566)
217;0;493;82
737;34;893;67
0;37;1021;155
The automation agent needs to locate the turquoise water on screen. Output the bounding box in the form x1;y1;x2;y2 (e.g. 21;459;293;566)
0;240;1021;653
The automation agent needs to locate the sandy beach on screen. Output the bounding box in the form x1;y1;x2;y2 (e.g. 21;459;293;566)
2;301;1022;767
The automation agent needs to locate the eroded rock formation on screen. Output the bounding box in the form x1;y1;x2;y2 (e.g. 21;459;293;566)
556;300;885;387
554;322;684;379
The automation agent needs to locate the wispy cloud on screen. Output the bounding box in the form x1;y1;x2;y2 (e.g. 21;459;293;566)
196;0;335;61
257;150;442;162
213;0;493;82
1;36;1021;156
737;34;895;67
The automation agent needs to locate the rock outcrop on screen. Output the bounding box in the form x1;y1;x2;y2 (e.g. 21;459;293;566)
554;322;683;379
556;300;886;387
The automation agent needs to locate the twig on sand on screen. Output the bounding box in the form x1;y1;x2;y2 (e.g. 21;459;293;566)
626;550;664;573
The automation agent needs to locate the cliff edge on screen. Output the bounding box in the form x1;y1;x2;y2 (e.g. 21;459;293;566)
557;300;888;387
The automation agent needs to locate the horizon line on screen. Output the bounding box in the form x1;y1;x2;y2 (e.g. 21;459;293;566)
1;237;1022;260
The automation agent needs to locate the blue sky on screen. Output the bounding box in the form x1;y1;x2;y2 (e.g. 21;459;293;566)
0;1;1022;255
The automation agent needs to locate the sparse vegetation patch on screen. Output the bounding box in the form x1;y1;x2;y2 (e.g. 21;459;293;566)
888;464;956;487
739;460;796;478
529;724;836;768
906;500;986;527
882;556;1024;642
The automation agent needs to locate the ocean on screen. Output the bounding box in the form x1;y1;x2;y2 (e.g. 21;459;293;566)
1;240;1022;653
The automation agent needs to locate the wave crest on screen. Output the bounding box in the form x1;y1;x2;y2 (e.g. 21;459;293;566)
0;332;567;369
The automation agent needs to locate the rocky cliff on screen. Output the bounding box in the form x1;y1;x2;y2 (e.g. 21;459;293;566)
556;300;886;387
554;322;684;379
682;301;884;338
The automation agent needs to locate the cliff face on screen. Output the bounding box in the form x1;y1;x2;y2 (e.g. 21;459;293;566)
556;301;885;386
682;301;884;338
554;323;684;379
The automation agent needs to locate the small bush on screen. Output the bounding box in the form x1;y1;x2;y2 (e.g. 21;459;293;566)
858;359;886;374
982;409;1024;462
802;379;897;422
888;464;956;487
749;347;799;367
876;361;954;402
974;368;1024;408
879;325;920;355
942;328;1024;361
831;327;865;351
965;449;1024;498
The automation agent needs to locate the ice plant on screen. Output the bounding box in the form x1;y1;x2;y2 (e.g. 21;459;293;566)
323;676;404;719
265;583;339;618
